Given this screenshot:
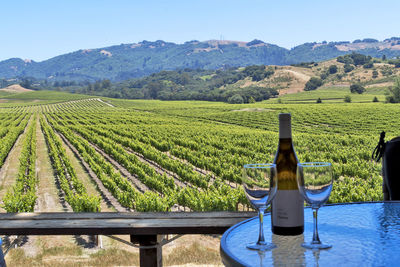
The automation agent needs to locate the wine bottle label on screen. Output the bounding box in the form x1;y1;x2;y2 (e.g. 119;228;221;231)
272;189;304;227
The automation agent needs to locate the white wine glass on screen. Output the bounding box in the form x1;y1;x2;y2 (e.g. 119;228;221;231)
242;163;277;251
296;162;333;250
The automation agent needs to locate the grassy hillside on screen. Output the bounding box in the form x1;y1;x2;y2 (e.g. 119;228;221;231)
0;90;93;107
64;55;399;103
3;53;399;104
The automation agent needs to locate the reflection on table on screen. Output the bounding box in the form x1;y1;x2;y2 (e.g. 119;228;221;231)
220;202;400;266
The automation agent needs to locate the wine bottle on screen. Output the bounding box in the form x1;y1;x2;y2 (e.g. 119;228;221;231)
271;113;304;235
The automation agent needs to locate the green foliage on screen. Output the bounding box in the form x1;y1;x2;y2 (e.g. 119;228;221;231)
372;70;379;79
344;95;352;102
328;65;338;74
316;97;322;103
3;116;36;212
337;55;354;65
363;62;374;69
2;97;398;212
337;53;372;66
319;72;328;80
350;84;366;94
386;78;400;103
61;67;278;103
304;77;323;91
290;62;316;68
19;79;32;89
40;117;101;212
243;65;274;81
373;96;379;102
228;94;244;104
344;64;355;73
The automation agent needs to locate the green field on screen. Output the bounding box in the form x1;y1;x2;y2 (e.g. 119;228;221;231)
0;90;394;212
272;85;387;103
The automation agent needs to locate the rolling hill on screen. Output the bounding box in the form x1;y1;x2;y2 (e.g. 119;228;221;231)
1;37;400;82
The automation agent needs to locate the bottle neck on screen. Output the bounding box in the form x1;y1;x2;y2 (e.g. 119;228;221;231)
279;119;292;139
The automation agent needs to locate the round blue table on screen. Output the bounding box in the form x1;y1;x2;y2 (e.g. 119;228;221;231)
220;202;400;266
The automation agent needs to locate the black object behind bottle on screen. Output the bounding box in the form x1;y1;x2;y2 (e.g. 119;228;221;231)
382;137;400;200
373;132;400;200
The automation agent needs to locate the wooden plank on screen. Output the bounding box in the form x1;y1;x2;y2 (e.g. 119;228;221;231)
0;212;256;236
0;211;255;220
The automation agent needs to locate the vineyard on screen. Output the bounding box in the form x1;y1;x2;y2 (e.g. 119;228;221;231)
0;93;394;216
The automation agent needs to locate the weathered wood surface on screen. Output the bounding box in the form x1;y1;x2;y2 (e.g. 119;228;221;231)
0;212;256;235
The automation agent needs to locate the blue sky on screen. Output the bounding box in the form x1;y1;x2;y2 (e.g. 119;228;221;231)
1;0;399;61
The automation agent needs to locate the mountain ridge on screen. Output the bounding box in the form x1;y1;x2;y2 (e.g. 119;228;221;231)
1;37;400;82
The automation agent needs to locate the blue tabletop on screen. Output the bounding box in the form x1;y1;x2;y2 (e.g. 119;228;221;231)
220;202;400;267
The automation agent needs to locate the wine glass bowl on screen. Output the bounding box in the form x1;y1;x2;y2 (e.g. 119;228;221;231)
242;163;277;251
297;162;333;208
296;162;333;250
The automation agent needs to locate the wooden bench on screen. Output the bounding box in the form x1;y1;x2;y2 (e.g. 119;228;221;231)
0;212;256;266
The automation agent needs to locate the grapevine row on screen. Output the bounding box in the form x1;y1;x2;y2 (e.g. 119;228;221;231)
3;116;37;212
40;116;101;212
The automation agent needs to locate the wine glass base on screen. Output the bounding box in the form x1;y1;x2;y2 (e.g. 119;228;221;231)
246;242;276;251
301;242;332;250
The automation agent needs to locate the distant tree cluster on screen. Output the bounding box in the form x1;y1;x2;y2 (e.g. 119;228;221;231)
328;65;338;74
386;78;400;103
291;62;318;68
0;79;11;88
343;64;355;73
337;53;373;66
242;65;274;81
19;79;33;89
304;77;323;91
350;84;366;94
58;66;279;103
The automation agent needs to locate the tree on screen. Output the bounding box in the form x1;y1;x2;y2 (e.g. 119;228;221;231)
101;79;111;89
228;94;244;104
386;78;400;103
372;70;378;79
304;77;323;91
19;79;32;89
363;62;374;69
351;53;369;66
316;97;322;103
373;96;379;102
145;81;164;99
344;95;352;103
344;64;354;73
248;96;256;104
319;72;328;80
382;55;387;61
328;65;338;74
350;84;366;94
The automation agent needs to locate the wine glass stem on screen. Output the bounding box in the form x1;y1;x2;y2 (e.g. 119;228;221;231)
257;208;266;245
312;208;321;244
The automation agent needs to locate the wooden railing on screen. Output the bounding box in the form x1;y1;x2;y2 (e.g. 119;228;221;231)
0;212;256;267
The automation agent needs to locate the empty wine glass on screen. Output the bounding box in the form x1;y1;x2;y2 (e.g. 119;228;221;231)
243;163;277;251
296;162;333;250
